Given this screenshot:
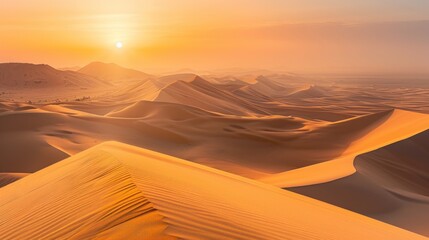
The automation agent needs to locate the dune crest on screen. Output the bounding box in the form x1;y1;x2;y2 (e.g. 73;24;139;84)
260;109;429;188
0;173;28;188
0;142;426;240
78;62;152;83
0;63;109;89
287;129;429;236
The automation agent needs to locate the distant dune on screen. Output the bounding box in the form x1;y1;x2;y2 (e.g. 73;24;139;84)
78;62;152;83
247;75;295;97
0;100;307;176
285;85;328;99
0;63;108;89
107;100;219;119
156;73;198;86
154;76;269;115
0;142;425;240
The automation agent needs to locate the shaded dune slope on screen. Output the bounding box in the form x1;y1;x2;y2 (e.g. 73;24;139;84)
0;142;425;240
289;130;429;237
107;79;163;102
0;173;28;188
285;85;328;99
107;100;219;119
355;129;429;198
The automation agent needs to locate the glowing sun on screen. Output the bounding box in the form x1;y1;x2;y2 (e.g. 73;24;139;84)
115;41;123;49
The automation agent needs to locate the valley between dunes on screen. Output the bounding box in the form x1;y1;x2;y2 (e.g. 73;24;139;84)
1;62;429;239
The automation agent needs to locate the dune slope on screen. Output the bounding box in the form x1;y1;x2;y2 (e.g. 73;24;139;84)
0;141;426;240
0;173;28;188
155;76;269;115
289;130;429;236
260;109;429;188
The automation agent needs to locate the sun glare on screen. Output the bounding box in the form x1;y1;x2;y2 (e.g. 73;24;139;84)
115;41;123;49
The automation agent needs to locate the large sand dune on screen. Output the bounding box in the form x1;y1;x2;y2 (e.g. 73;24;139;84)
0;63;112;103
0;141;425;240
288;129;429;236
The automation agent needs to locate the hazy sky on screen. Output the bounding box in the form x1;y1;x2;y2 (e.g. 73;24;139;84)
1;0;429;73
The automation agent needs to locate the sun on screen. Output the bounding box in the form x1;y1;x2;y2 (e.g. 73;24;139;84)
115;41;123;49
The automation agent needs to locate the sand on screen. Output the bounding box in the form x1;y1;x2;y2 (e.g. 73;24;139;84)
78;62;152;83
0;142;426;240
1;62;429;238
260;109;429;187
288;129;429;236
0;173;28;187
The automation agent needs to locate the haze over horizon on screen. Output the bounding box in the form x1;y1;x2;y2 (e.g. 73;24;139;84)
1;0;429;74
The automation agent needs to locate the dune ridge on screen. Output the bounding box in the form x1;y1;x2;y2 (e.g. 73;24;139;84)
260;109;429;188
154;76;269;115
106;100;219;119
78;62;152;83
0;141;426;240
288;129;429;236
0;63;109;89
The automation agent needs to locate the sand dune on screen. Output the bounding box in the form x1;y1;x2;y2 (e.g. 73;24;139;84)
78;62;152;83
214;78;249;91
154;76;269;115
155;73;198;86
285;85;328;99
0;63;108;89
107;100;219;119
0;100;309;177
0;173;28;188
246;75;299;97
104;78;163;104
0;63;114;103
0;141;425;240
356;130;429;198
3;99;427;179
288;129;429;236
260;109;429;188
1;62;429;238
257;109;429;235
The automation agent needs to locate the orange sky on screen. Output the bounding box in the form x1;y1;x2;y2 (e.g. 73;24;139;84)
1;0;429;74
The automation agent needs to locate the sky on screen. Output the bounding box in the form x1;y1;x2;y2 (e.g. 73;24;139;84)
1;0;429;74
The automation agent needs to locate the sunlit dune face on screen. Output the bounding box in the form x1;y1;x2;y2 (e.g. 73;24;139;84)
115;41;123;49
